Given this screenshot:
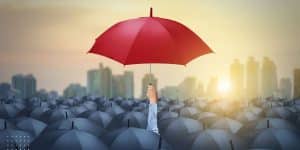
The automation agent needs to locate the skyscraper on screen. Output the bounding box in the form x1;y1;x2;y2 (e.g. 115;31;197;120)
279;78;292;99
294;69;300;98
101;67;113;98
141;73;157;98
206;77;218;98
123;71;134;98
112;75;125;98
87;69;101;96
63;83;86;98
230;59;244;100
12;74;37;98
246;57;259;100
178;77;198;99
261;57;278;98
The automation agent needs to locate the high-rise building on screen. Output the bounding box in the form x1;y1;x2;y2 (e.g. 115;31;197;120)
261;57;278;98
112;75;125;98
12;74;36;98
63;83;86;98
141;73;157;98
197;81;205;97
279;78;292;99
230;59;244;100
178;77;198;99
206;77;218;98
160;86;179;100
246;57;259;100
123;71;134;98
101;67;113;98
87;69;101;96
294;69;300;98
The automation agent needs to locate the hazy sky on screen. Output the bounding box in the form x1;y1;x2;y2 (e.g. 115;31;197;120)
0;0;299;97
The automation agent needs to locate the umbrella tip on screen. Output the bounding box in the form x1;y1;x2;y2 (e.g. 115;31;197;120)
150;7;153;17
71;121;74;129
4;120;7;130
229;140;234;150
158;136;162;149
127;119;130;128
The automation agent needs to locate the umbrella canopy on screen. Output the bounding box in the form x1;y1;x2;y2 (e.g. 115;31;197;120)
190;129;247;150
15;117;47;138
179;106;199;118
210;117;243;134
0;103;20;119
160;117;203;149
45;118;106;137
31;129;108;150
104;127;171;150
107;111;147;130
40;109;75;123
250;128;300;150
88;8;212;65
265;107;297;121
88;111;112;128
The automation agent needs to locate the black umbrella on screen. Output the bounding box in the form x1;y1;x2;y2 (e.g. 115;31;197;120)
0;119;16;129
15;117;47;138
190;129;247;150
160;117;203;149
45;118;106;137
40;109;75;123
88;111;112;128
105;103;125;116
104;127;172;150
179;106;199;118
120;100;135;110
0;103;20;119
31;129;108;150
107;111;147;130
0;128;33;150
250;128;300;150
158;111;178;121
265;107;297;121
238;118;299;138
71;106;89;116
30;106;50;119
210;117;243;134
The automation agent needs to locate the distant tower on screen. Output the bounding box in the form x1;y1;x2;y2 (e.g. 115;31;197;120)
279;78;292;99
261;57;278;98
12;74;36;98
246;57;259;100
178;77;198;99
141;73;157;98
87;69;101;96
294;69;300;98
230;59;244;100
63;83;86;98
101;67;113;98
207;77;218;98
123;71;134;98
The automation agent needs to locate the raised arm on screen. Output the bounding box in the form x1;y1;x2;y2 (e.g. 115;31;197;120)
146;85;159;134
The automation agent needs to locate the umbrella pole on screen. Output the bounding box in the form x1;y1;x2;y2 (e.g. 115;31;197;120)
149;64;152;85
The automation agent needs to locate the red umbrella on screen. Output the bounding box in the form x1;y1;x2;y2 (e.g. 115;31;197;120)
88;8;213;66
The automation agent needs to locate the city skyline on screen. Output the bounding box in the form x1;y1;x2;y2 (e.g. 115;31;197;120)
0;0;299;97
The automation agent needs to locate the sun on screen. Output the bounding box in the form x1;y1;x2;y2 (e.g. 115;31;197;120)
218;79;231;94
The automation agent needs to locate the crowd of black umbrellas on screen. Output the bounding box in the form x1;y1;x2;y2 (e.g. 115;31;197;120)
0;95;300;150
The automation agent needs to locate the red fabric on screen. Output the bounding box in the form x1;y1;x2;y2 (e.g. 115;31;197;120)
89;16;213;65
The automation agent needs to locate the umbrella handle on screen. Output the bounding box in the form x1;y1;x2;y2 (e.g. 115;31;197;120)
149;64;152;85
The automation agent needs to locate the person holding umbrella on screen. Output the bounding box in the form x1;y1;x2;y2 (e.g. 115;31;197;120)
146;85;159;134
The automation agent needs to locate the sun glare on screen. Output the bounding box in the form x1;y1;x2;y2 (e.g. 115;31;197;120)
218;80;231;94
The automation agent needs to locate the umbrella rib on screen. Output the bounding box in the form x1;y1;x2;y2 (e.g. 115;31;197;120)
123;21;148;65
